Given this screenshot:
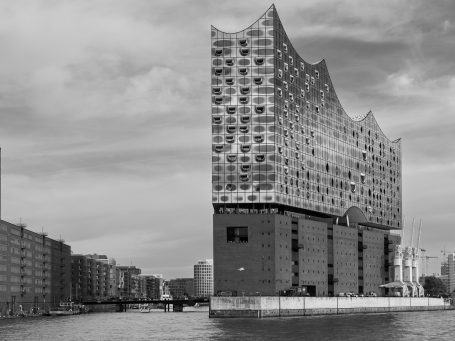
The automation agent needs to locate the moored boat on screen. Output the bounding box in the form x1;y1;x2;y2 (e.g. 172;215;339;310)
139;304;151;313
48;302;86;316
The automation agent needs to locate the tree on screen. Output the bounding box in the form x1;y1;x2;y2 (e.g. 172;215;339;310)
423;276;447;296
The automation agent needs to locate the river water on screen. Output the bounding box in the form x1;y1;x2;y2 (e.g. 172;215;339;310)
1;307;454;340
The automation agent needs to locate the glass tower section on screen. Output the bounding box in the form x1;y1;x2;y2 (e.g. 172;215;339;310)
211;5;402;230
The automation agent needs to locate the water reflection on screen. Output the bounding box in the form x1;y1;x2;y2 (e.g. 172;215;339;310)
0;309;454;340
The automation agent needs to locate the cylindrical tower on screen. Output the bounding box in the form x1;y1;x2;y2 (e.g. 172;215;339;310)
393;245;403;282
402;247;413;283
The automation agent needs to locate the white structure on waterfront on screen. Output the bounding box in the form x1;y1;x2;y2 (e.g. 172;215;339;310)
412;248;424;296
381;232;424;297
403;246;416;296
393;245;404;282
194;259;214;297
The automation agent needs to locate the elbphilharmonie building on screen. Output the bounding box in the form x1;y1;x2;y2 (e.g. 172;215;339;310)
212;5;402;296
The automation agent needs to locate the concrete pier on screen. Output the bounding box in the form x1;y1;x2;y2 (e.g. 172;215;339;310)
209;296;450;318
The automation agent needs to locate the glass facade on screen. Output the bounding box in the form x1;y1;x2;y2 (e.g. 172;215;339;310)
211;5;402;230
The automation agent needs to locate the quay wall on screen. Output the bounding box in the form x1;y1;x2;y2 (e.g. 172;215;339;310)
209;297;448;318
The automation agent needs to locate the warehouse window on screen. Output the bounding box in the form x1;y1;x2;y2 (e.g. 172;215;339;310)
227;227;248;243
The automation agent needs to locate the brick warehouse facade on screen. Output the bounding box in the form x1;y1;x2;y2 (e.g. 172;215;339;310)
0;220;71;315
211;6;402;296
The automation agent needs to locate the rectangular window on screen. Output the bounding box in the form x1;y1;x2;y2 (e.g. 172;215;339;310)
227;227;248;243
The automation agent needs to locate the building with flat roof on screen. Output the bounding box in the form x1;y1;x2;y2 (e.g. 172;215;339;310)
211;5;402;296
0;220;71;315
71;254;116;302
168;278;194;298
194;259;214;297
117;265;141;299
140;274;163;299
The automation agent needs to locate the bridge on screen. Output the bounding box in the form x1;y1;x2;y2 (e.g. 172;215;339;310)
82;298;210;312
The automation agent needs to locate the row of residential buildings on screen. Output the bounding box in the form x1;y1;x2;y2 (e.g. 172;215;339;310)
0;219;213;315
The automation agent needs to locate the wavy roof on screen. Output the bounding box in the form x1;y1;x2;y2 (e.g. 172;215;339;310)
212;4;401;146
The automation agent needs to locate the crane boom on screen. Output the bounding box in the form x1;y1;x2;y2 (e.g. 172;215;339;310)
410;218;415;247
417;220;422;252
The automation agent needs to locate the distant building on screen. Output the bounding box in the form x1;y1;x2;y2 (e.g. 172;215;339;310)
117;265;141;298
447;254;455;293
168;278;194;298
107;258;118;297
441;261;449;276
71;254;115;302
131;274;149;298
437;274;449;293
194;259;214;297
0;220;71;315
140;274;163;299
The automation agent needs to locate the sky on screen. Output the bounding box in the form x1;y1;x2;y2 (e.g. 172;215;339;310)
0;0;454;278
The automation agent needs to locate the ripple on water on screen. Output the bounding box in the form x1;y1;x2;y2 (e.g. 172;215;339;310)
1;309;455;341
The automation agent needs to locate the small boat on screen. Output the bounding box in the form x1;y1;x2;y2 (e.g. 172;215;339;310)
139;304;151;313
48;302;84;316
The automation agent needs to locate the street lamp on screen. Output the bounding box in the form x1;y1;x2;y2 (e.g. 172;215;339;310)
237;267;245;296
